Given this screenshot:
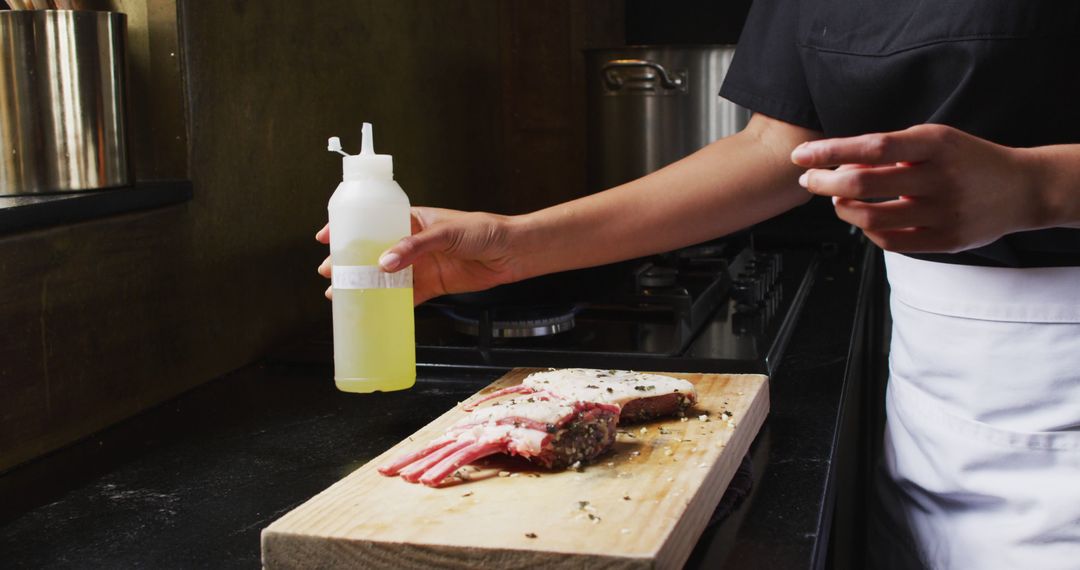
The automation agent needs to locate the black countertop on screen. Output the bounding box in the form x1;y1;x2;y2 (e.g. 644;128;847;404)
0;180;193;237
0;242;877;569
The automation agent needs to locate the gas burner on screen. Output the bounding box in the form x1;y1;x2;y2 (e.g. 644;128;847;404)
442;305;579;338
636;263;679;290
674;241;730;260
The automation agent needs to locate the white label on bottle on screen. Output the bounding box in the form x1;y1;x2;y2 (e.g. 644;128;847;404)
332;265;412;289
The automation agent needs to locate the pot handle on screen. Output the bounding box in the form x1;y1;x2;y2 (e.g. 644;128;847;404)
601;59;687;92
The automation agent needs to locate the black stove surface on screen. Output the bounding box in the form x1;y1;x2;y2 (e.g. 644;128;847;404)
416;246;817;374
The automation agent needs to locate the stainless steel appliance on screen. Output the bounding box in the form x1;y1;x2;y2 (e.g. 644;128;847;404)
0;10;131;195
585;45;750;192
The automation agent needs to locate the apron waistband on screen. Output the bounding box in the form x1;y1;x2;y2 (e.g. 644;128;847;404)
884;252;1080;323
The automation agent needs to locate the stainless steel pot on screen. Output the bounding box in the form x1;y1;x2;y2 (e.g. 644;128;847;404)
0;10;131;195
586;45;749;192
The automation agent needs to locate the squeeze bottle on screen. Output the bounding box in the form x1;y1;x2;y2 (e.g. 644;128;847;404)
326;123;416;393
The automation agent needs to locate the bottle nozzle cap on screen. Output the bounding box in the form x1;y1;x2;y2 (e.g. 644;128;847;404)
327;136;347;156
332;122;393;180
361;123;374;156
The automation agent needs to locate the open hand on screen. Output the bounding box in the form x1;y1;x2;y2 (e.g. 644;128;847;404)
792;124;1044;253
316;207;522;305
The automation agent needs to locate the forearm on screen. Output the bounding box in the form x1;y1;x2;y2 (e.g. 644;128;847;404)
1022;144;1080;229
510;115;821;279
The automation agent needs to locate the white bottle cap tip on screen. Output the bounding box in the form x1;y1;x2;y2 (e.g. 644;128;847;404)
361;123;374;156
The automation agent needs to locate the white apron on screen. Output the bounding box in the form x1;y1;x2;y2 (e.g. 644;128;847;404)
873;252;1080;570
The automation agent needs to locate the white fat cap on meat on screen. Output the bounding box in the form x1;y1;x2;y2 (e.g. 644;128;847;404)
522;368;696;406
467;398;579;426
453;399;578;455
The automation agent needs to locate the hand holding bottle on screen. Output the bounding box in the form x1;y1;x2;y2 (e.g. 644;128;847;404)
320;115;821;307
317;206;523;305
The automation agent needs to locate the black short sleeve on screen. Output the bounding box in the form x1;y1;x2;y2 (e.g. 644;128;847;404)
720;0;822;131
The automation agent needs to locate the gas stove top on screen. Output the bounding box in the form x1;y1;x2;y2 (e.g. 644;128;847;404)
415;239;817;374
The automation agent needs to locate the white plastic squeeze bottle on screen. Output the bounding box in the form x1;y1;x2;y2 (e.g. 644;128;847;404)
326;123;416;393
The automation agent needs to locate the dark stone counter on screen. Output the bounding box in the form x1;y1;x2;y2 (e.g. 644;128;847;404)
0;242;880;569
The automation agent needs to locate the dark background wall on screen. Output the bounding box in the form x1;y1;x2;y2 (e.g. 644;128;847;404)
0;0;623;472
1;0;765;472
625;0;753;45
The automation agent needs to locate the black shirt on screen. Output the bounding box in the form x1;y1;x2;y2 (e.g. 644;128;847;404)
720;0;1080;267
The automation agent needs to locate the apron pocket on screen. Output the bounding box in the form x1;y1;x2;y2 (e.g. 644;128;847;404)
884;375;1080;569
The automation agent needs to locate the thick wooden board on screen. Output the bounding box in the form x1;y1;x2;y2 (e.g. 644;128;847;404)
262;369;769;570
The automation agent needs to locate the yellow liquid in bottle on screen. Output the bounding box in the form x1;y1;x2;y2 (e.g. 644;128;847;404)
332;239;416;393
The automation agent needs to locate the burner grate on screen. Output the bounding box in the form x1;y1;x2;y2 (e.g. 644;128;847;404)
442;305;579;338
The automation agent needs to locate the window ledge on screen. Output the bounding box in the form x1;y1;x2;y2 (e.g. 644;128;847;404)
0;180;193;237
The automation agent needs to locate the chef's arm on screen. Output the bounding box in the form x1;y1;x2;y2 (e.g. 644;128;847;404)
317;114;821;303
503;114;821;279
375;114;819;286
1023;145;1080;230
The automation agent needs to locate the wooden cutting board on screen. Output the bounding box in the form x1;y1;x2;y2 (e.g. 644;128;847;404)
262;369;769;570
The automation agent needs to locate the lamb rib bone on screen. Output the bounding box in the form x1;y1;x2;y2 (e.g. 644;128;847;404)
379;397;620;487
